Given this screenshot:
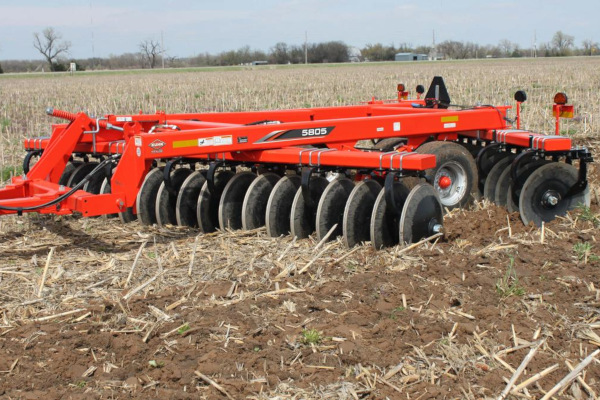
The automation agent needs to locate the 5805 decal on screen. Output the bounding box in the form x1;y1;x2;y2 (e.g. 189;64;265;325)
256;126;335;143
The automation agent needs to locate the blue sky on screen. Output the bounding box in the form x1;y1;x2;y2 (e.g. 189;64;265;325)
0;0;598;60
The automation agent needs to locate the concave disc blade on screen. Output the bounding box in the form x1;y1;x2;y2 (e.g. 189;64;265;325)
483;155;515;203
196;170;235;233
506;160;550;213
266;175;301;237
242;173;281;230
67;162;98;188
519;162;590;227
101;171;136;223
477;149;509;195
399;183;443;244
343;180;382;248
493;162;513;207
218;172;257;230
156;168;193;227
316;177;355;242
176;171;206;227
290;176;329;239
100;176;118;219
370;180;411;249
136;168;164;225
83;165;107;195
59;162;80;186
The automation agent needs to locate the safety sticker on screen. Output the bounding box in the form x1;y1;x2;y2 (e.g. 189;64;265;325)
214;135;233;145
116;116;133;122
198;137;214;147
393;122;401;132
444;123;457;129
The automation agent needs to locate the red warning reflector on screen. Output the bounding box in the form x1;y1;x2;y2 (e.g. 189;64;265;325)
553;104;574;119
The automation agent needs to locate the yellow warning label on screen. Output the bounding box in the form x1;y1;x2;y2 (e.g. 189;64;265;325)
172;139;198;149
441;116;459;123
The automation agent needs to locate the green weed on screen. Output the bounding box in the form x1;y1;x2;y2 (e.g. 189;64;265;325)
496;257;525;297
301;328;322;345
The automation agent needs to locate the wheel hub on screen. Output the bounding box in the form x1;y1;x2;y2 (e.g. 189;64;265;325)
541;190;561;208
438;176;452;189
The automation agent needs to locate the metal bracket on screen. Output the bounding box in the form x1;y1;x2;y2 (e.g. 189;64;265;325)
300;166;315;209
163;157;183;195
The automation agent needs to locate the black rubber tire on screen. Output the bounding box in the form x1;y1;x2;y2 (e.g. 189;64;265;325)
373;138;405;151
416;141;477;209
519;163;591;226
315;177;355;242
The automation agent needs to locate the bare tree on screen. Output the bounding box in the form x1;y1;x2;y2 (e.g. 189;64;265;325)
581;39;598;56
139;39;161;68
33;27;71;71
551;31;574;56
498;39;515;57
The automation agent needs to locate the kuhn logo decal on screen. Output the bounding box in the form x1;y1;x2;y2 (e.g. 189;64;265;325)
149;139;166;153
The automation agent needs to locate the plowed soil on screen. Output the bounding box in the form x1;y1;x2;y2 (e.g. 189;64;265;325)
0;155;599;399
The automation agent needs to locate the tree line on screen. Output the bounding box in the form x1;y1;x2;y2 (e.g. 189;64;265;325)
0;28;597;73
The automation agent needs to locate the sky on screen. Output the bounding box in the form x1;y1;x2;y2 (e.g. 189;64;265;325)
0;0;598;60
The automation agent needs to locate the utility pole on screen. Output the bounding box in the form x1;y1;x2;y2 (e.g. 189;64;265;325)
161;31;165;69
304;31;308;64
90;0;95;69
533;30;537;58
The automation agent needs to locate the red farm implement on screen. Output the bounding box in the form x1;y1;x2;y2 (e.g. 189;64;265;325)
0;77;592;248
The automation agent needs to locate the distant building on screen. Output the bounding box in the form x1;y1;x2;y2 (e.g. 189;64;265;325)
395;53;428;61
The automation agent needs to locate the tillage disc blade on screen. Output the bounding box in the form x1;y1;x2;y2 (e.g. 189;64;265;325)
136;168;164;225
218;172;257;230
196;170;235;233
477;149;509;195
343;180;382;248
100;175;118;219
519;162;590;227
493;163;513;207
506;160;550;213
67;162;98;188
100;171;136;223
290;176;328;239
176;171;206;227
156;168;193;227
399;183;443;244
370;180;411;249
483;155;515;203
242;173;281;230
316;177;356;242
266;175;301;237
59;162;80;186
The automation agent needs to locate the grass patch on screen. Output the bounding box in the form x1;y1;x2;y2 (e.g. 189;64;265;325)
301;328;322;345
496;257;525;297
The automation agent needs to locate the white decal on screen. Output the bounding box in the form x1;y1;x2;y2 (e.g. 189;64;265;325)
198;137;214;147
393;122;401;132
377;127;384;132
214;135;233;145
116;116;133;122
134;137;142;147
136;147;142;157
444;123;457;129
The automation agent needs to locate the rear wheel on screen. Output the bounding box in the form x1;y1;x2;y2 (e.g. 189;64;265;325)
417;141;477;209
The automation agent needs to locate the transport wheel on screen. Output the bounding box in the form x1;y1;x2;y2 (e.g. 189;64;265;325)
59;162;80;186
196;170;235;233
399;183;443;244
176;171;206;227
476;147;509;195
290;176;328;239
483;155;515;203
100;175;135;222
374;138;405;151
316;177;355;242
218;172;257;230
519;163;590;227
417;141;477;209
370;180;411;249
506;160;550;213
156;168;193;227
343;180;382;248
67;162;98;189
136;168;164;225
266;175;301;237
242;173;281;230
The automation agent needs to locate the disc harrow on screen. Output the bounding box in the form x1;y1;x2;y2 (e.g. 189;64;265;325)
0;77;593;248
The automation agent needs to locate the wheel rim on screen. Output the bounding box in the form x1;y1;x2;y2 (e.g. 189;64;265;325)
434;161;467;207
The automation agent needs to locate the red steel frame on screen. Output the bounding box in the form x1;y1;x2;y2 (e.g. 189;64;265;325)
0;93;576;217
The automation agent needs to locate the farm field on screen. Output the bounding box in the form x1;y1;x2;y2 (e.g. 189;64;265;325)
0;57;599;399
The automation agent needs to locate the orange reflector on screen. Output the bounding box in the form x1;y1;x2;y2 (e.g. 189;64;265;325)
397;83;405;92
553;92;568;105
553;104;574;119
